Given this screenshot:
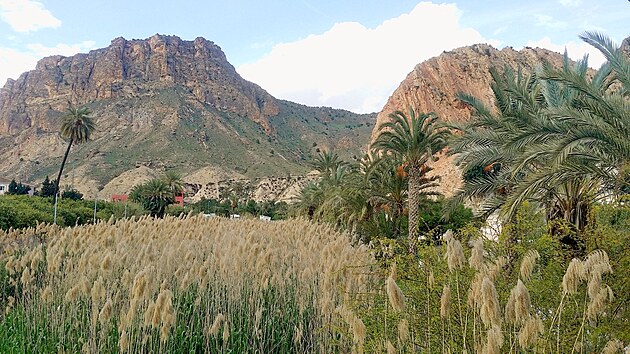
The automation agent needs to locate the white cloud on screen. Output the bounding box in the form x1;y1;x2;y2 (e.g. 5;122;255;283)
27;41;96;57
0;0;61;32
0;41;96;86
558;0;582;7
534;14;568;29
238;2;495;113
525;37;607;69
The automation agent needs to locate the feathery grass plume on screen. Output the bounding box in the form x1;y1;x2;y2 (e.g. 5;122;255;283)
587;285;614;321
65;285;80;302
386;275;405;312
468;271;485;307
428;270;435;288
99;298;113;324
482;325;504;354
519;250;540;281
517;315;543;349
504;279;530;325
222;319;230;343
40;286;53;303
293;324;303;346
387;341;396;354
487;256;507;282
440;284;451;319
469;238;484;270
20;266;31;286
562;258;585;294
398;319;410;344
444;230;466;272
480;276;501;327
119;329;128;353
91;277;106;304
209;313;225;336
601;339;623;354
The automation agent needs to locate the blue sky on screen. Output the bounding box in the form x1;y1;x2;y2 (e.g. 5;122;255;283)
0;0;628;113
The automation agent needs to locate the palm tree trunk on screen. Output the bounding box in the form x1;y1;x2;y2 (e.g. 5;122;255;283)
53;138;73;224
408;164;421;250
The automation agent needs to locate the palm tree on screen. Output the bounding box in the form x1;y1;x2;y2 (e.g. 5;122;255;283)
163;171;184;196
373;108;449;244
130;179;174;218
53;106;96;224
449;32;629;234
312;150;347;178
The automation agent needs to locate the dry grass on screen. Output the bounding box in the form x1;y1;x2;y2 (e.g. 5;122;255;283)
0;215;377;353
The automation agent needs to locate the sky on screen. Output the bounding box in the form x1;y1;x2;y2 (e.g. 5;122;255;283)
0;0;628;113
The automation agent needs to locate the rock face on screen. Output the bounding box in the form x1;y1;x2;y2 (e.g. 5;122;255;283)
0;35;374;198
0;34;277;135
371;44;566;196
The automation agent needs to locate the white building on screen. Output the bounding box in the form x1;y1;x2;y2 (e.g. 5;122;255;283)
0;178;9;195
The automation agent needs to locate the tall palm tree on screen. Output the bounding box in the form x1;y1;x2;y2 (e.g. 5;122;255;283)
163;171;184;196
53;106;96;224
373;108;449;244
312;150;347;178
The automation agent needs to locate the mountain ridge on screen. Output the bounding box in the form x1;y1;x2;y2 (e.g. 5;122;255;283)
0;34;374;199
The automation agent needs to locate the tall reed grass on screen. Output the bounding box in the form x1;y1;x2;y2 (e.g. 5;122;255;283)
0;215;377;353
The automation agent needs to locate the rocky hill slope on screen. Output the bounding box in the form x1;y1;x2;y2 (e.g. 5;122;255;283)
372;44;567;196
0;34;374;198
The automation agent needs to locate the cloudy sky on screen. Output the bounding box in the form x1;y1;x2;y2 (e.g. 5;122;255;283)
0;0;627;113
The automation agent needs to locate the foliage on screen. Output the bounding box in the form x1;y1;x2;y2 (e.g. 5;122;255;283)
373;108;450;242
189;198;288;220
7;179;31;195
296;149;471;243
61;187;83;201
39;176;56;197
0;195;143;230
130;172;185;218
358;203;629;353
448;32;630;236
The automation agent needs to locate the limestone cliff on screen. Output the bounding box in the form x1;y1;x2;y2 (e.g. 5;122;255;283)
0;34;278;135
372;44;567;196
0;35;374;198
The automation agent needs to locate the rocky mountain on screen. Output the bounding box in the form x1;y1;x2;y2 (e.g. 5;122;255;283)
371;44;568;196
0;34;374;199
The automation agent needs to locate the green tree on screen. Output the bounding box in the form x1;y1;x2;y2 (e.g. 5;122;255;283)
54;106;96;223
130;179;174;218
40;176;56;197
163;171;184;196
373;108;449;244
312;150;347;178
61;188;83;201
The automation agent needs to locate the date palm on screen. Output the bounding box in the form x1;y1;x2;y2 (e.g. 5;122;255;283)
373;108;448;244
53;106;96;224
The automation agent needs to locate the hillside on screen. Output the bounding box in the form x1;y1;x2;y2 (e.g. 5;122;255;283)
0;34;374;198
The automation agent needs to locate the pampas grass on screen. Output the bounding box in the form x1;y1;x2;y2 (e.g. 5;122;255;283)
0;216;377;353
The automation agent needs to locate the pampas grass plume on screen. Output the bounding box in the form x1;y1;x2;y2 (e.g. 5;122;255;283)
517;315;543;349
440;284;451;319
386;275;405;312
601;339;623;354
520;250;539;281
480;277;501;328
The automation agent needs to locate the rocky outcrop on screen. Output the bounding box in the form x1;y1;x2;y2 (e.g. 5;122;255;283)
0;35;373;198
372;44;567;196
0;34;278;135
